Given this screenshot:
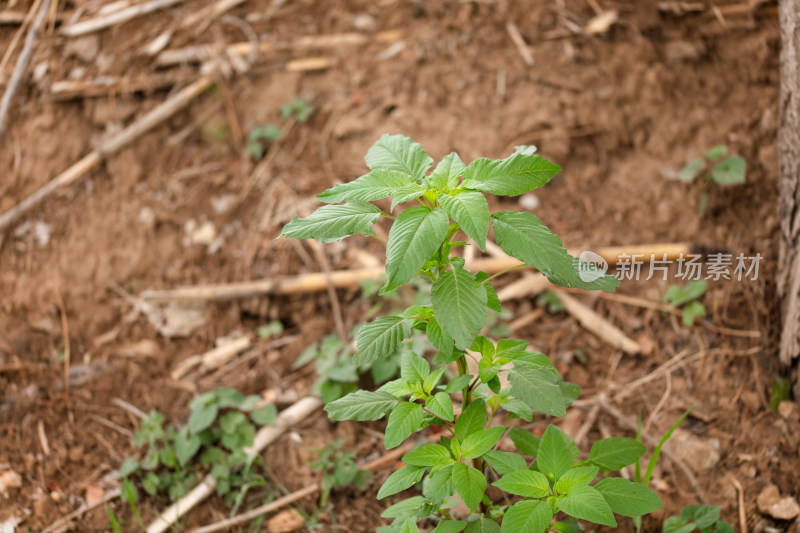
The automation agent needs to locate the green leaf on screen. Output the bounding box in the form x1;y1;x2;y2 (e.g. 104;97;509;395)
392;183;429;210
461;426;505;460
678;158;705;183
588;437;646;471
427;317;455;359
250;404;277;426
282;202;381;242
403;444;453;467
365;134;433;180
426;392;455;422
711;155;745;186
509;428;540;457
594;477;663;517
452;462;486;510
557;485;616;527
484;284;502;312
454;399;486;443
663;516;696;533
173;434;201;467
491;211;618;291
424;464;455;503
384;206;450;292
401;352;430;383
377;464;427;499
501;500;554;533
188;403;218;433
463;153;561;197
431;520;467;533
446;375;472;394
509;366;566;417
500;399;532;422
382;496;425;518
355;316;412;365
424;368;447;394
682;301;706;326
465;518;501;533
428;152;466;190
493;469;550;498
432;264;487;350
385;402;423;449
482;450;528;476
439;192;489;251
220;411;247;434
681;505;720;529
317;169;415;203
325;390;399;421
537;425;576;481
553;466;598;495
705;145;728;160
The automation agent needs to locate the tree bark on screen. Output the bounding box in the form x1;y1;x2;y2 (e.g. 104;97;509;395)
778;0;800;365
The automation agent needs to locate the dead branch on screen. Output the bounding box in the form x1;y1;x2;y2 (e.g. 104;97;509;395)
171;335;252;379
554;290;641;354
505;22;534;66
0;0;52;140
48;72;189;100
140;243;693;302
0;76;214;232
156;29;402;66
60;0;185;37
146;396;322;533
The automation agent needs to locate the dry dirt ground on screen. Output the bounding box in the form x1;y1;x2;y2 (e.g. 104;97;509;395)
0;0;797;532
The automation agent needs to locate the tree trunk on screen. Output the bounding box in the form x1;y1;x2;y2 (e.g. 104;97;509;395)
778;0;800;366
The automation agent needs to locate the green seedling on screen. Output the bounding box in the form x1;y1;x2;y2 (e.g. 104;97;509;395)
310;438;372;508
248;98;315;160
678;145;746;214
281;98;314;123
118;388;277;507
281;134;666;531
537;291;566;314
663;281;707;326
663;505;734;533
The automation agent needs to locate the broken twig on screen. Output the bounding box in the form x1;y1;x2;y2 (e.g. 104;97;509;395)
60;0;184;37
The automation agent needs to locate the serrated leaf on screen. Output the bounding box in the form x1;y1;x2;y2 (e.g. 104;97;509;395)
401;352;430;383
424;464;455;503
377;464;427;499
355;316;411;365
382;496;426;518
432;264;487;350
461;426;505;460
463;153;560;196
385;402;423;449
509;366;566;417
426;392;455;422
588;437;646;471
325;390;399;420
478;359;502;384
482;450;528;476
491;211;618;291
423;367;446;394
439;191;489;250
464;518;500;533
557;485;616;527
317;169;416;203
493;469;550;498
681;505;720;529
366;134;433;180
452;463;486;510
454;399;486;443
538;425;576;481
403;444;453;467
392;183;429;210
554;466;599;495
501;500;554;533
594;477;663;517
384;206;449;292
282;202;381;242
428;152;466;190
431;520;467;533
427;317;455;359
509;428;540;457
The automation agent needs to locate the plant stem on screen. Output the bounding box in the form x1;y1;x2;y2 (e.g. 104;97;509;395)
456;356;471;406
482;263;527;283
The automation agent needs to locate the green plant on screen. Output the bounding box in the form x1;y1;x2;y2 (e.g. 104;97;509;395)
663;505;733;533
118;388;277;507
537;291;565;314
663;281;707;326
678;145;746;214
310;438;372;508
281;134;664;531
281;98;314;123
248;98;315;160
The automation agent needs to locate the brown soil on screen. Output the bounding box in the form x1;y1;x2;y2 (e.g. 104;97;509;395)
0;0;795;532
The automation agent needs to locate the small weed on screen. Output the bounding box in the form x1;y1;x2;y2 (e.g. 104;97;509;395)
678;145;746;214
310;438;372;508
664;281;707;326
248;98;314;160
118;388;276;505
537;290;566;314
663;505;734;533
